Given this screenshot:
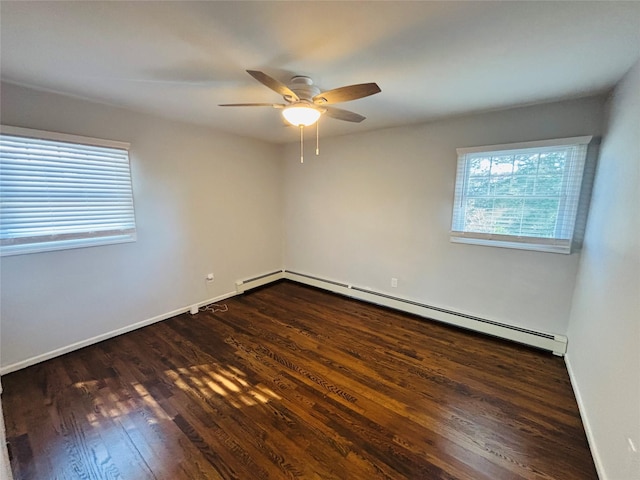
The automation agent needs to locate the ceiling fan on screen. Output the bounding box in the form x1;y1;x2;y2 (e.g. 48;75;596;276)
220;70;381;162
220;70;381;126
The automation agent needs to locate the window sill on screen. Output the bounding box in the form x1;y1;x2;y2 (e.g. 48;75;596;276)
0;234;137;257
450;234;571;254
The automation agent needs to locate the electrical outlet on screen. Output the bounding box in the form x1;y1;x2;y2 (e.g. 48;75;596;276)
206;273;214;282
391;277;398;288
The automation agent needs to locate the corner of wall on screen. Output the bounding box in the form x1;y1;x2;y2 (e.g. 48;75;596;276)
564;353;606;478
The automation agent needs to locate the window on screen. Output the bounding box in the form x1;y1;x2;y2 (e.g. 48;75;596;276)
0;126;136;256
451;136;592;254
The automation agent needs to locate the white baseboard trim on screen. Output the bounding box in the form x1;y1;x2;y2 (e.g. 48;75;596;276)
565;354;605;479
282;270;567;355
0;290;237;376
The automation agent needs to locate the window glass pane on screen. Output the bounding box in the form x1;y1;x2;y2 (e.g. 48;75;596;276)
464;198;497;233
514;153;539;174
510;175;535;195
490;155;514;176
469;157;491;176
534;175;563;196
492;198;524;235
467;176;490;196
520;199;559;237
490;175;512;195
538;151;566;173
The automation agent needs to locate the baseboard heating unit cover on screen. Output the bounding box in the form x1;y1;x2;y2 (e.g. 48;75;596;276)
237;270;568;356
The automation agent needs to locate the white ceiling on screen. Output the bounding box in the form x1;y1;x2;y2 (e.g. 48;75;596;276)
1;1;639;144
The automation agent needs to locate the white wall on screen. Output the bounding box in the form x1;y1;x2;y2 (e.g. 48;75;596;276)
0;83;283;370
283;96;605;336
566;62;640;479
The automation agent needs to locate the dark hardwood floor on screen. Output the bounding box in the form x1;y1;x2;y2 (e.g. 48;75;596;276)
2;281;597;479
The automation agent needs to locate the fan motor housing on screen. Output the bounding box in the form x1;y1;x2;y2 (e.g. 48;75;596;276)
287;76;321;102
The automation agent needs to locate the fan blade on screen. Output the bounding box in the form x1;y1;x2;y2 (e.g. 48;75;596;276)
313;83;380;105
246;70;299;101
218;103;285;108
323;106;366;123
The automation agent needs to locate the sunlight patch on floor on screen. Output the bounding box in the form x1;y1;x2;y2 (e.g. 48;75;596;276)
164;363;281;408
73;379;170;425
71;364;283;425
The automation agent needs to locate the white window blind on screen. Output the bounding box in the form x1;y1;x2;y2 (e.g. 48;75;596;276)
451;136;592;254
0;125;136;256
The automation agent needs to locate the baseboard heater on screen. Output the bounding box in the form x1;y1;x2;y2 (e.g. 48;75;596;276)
236;269;567;356
235;270;285;293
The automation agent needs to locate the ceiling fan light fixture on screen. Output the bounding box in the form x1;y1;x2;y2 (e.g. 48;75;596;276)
282;105;321;126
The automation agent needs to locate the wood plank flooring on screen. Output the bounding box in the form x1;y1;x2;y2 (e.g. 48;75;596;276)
2;281;597;479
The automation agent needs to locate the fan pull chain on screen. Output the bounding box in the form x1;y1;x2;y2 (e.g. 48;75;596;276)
316;120;320;156
300;125;304;163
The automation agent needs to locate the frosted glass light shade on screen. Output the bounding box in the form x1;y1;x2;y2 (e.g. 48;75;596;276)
282;105;321;126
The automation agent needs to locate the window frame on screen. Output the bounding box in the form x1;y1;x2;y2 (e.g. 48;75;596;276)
450;136;592;254
0;125;137;256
